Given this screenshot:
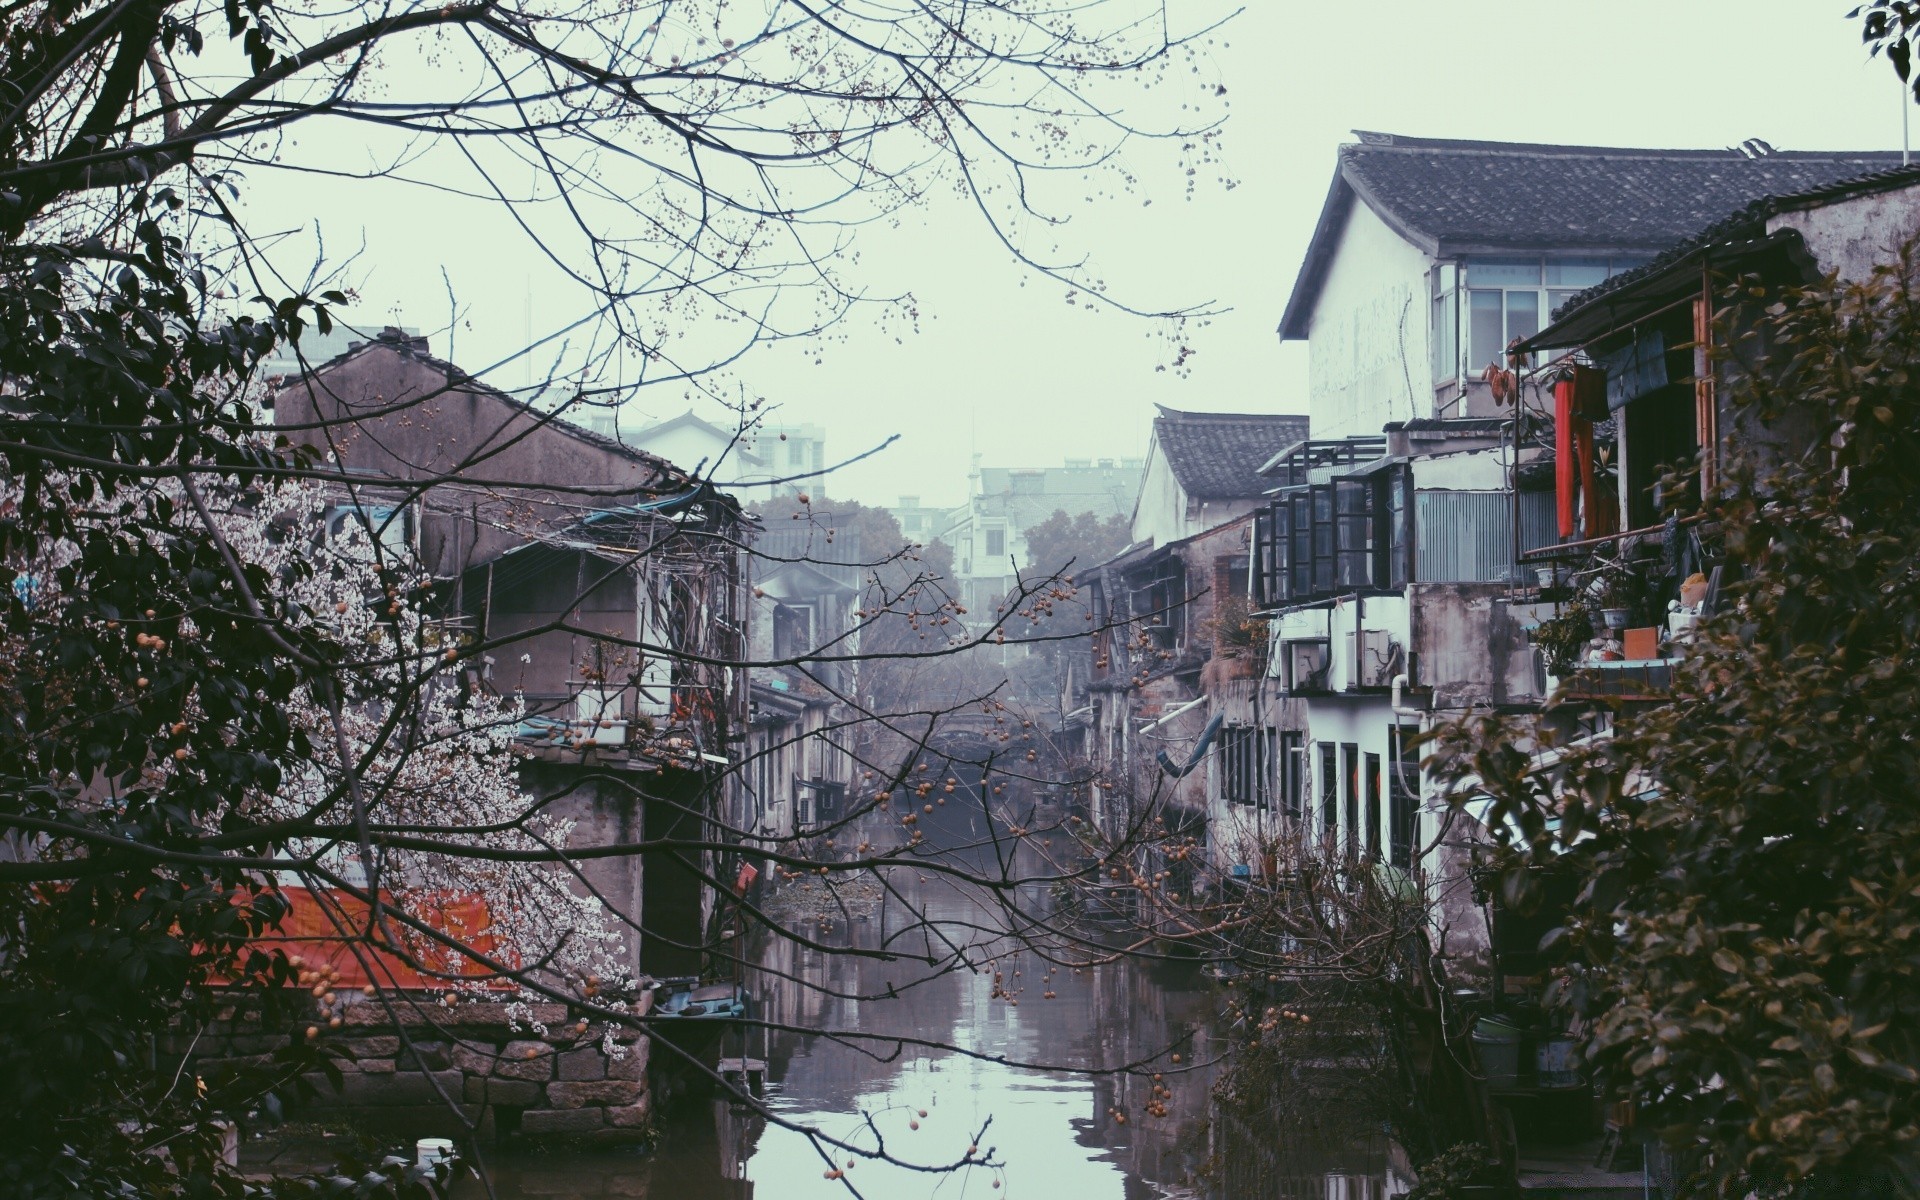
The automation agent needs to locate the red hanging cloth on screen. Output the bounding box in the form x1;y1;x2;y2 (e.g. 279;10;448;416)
1554;377;1577;538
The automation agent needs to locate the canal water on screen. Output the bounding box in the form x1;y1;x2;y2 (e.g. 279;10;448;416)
460;859;1396;1199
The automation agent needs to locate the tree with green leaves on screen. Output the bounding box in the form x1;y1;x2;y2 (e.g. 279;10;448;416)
1427;240;1920;1197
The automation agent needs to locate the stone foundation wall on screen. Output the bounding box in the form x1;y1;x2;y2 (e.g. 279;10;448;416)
173;997;653;1147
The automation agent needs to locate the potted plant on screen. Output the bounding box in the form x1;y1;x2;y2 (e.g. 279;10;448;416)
1206;596;1263;677
1597;571;1636;630
1530;602;1594;677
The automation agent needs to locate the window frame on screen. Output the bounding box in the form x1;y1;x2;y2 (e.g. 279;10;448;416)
1334;478;1374;590
1430;263;1459;386
1280;730;1306;821
1439;255;1654;380
1342;743;1361;857
1319;742;1338;841
1260;465;1410;607
1390;724;1419;870
771;602;814;659
1365;751;1383;860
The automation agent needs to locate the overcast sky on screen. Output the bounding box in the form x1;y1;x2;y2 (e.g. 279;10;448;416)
251;2;1907;512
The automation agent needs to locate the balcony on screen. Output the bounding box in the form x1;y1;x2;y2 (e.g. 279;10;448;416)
1561;657;1673;701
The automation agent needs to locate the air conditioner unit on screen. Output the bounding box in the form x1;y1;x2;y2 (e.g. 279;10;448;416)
1352;628;1400;690
1284;640;1330;694
571;685;628;747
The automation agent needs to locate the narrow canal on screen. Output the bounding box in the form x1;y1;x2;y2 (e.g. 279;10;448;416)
460;854;1396;1199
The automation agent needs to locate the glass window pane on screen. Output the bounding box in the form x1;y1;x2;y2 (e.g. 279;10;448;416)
1548;289;1579;319
1468;290;1504;370
1311;485;1334;594
1465;256;1540;287
1608;255;1651;277
1505;291;1541;359
1544;257;1608;287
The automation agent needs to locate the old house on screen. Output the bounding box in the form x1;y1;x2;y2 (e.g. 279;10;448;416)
274;330;751;978
1259;134;1903;887
1084;408;1307;880
1256;139;1920;1189
1277;133;1904;439
740;524;864;851
1128;407;1307;548
628;410;832;501
1511;166;1920;702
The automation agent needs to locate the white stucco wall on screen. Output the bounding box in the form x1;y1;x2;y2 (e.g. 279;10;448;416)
1129;442;1188;548
1410;446;1507;491
1771;184;1920;284
1306;201;1436;440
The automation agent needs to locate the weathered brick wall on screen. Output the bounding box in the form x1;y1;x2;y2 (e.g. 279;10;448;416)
173;998;653;1147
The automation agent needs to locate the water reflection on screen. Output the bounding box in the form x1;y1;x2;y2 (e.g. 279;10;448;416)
459;863;1391;1199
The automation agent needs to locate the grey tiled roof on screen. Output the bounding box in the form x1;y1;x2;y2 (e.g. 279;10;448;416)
1280;132;1904;339
299;329;686;485
1539;162;1920;332
1152;407;1311;500
1345;133;1899;251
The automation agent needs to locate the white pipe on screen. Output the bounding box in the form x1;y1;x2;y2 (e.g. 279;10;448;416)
1137;694;1207;733
1391;672;1421;718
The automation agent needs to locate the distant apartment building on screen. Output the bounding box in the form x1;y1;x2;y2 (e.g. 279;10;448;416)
932;454;1145;619
891;495;951;543
623;411;830;500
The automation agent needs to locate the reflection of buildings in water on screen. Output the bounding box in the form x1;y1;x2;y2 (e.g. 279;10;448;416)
1082;952;1218;1192
461;868;1399;1197
1205;1106;1405;1200
745;867;1110;1108
713;1097;766;1191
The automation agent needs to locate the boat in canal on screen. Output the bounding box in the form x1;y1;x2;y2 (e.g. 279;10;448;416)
649;975;750;1019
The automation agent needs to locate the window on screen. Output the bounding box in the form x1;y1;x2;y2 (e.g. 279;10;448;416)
772;603;813;659
1385;468;1410;589
1253;505;1285;610
1262;727;1277;811
1319;742;1338;840
805;778;845;827
1342;743;1360;857
1447;256;1652;376
1430;263;1458;384
1259;465;1411;607
1215;555;1251;605
1281;731;1306;821
324;502;411;559
1287;491;1312;600
1335;479;1374;590
1390;725;1419;870
1220;726;1267;807
1466;257;1540;371
1132;557;1185;650
1365;752;1383;860
984;527;1006;560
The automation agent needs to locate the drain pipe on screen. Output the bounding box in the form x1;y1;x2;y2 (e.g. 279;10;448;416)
1138;694;1208;733
1391;673;1419;719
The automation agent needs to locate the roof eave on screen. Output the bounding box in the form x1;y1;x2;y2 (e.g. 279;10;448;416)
1522;230;1809;353
1276;171;1358;341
